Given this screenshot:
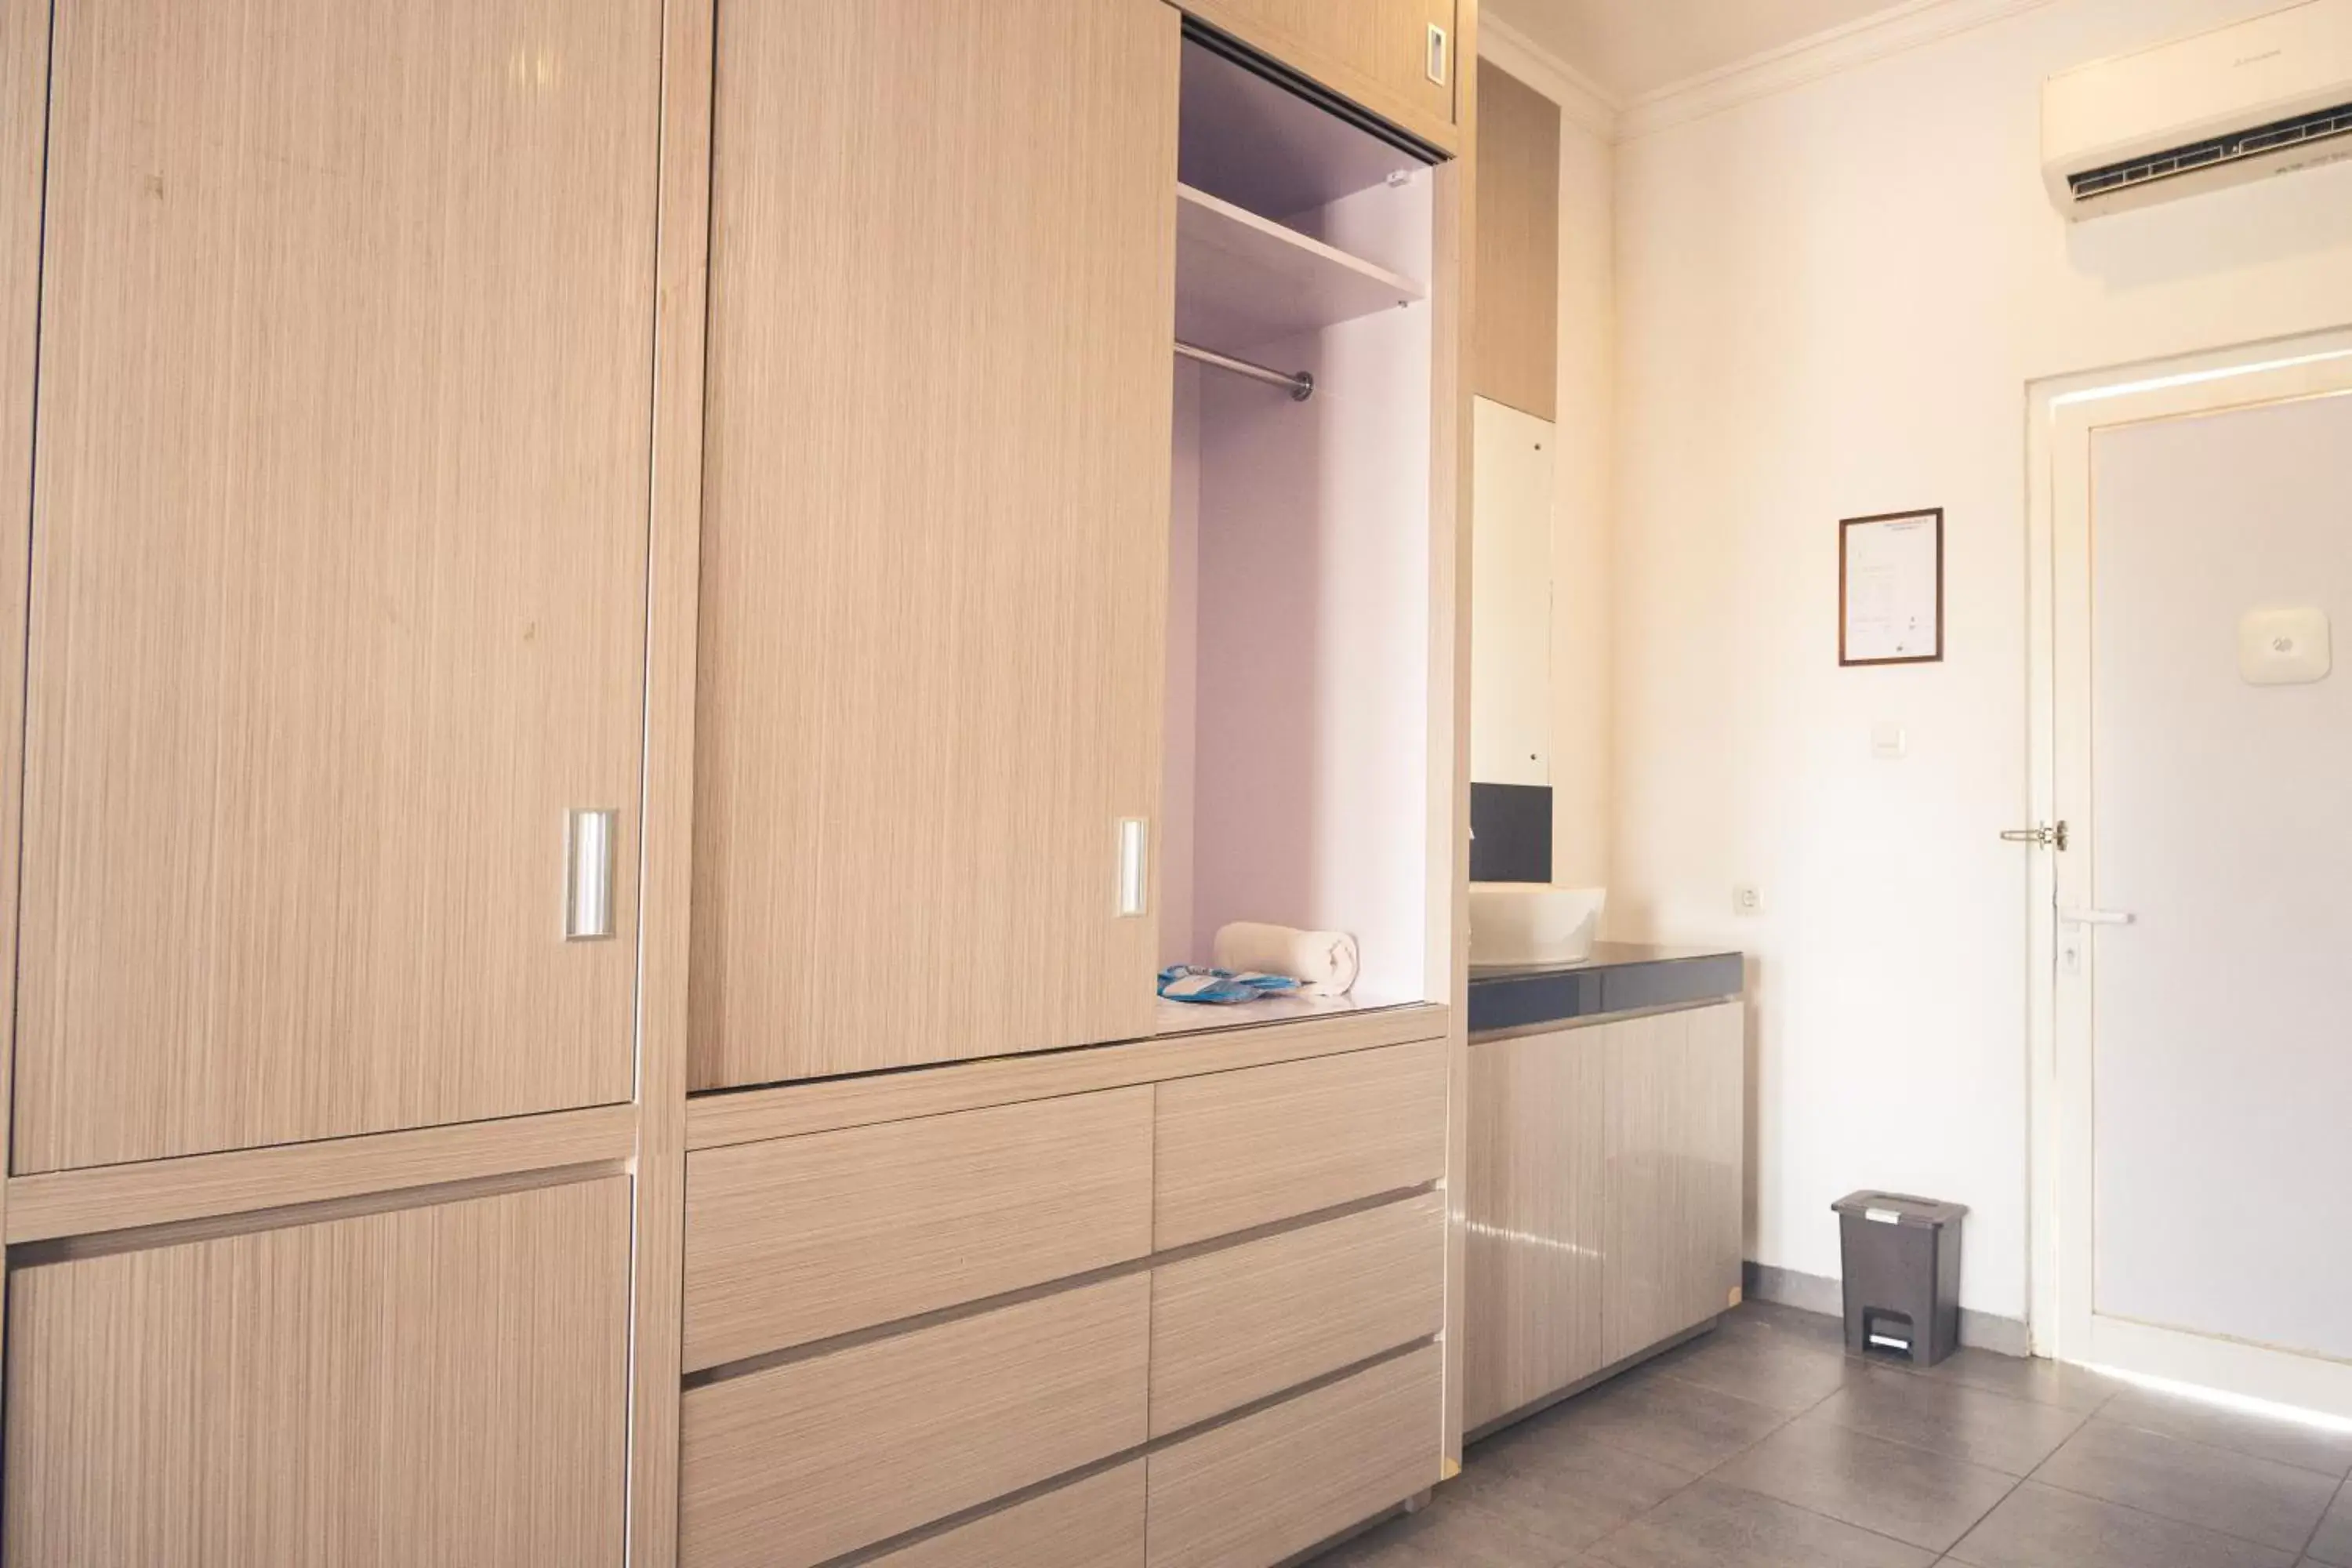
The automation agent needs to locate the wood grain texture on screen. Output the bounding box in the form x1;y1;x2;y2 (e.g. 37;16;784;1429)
1150;1190;1445;1436
686;1003;1450;1151
1464;1024;1605;1432
14;0;665;1172
626;0;717;1556
1432;41;1477;1466
680;1274;1150;1568
1153;1040;1448;1249
1471;60;1558;422
0;0;53;1249
1602;1004;1746;1365
1143;1343;1443;1568
691;0;1179;1089
682;1087;1153;1370
866;1462;1145;1568
1184;0;1462;153
4;1178;632;1566
5;1102;636;1244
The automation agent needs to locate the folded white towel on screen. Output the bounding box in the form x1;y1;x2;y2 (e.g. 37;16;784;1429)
1211;922;1360;999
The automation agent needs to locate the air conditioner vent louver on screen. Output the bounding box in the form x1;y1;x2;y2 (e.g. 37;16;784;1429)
2068;99;2352;201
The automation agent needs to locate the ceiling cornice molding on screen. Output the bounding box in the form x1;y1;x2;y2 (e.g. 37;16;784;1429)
1619;0;2063;142
1477;12;1622;140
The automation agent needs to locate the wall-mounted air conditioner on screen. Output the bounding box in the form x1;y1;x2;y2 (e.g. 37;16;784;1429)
2045;0;2352;220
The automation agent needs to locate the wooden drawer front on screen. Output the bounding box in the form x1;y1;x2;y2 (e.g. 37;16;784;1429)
683;1087;1152;1370
680;1275;1150;1568
868;1461;1145;1568
1149;1192;1444;1436
1144;1344;1441;1568
1153;1040;1446;1248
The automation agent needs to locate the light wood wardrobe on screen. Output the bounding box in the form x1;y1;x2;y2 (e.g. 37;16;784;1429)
0;0;1475;1562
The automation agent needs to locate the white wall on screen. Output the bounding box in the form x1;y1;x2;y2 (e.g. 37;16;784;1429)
1610;0;2352;1321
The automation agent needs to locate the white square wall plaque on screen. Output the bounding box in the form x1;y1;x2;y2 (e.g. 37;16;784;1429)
2238;606;2332;686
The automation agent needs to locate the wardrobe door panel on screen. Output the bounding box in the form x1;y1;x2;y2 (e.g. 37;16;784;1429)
693;0;1179;1087
14;0;663;1171
3;1178;632;1567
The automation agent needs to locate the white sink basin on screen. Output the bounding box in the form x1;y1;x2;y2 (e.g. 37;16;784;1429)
1470;884;1607;967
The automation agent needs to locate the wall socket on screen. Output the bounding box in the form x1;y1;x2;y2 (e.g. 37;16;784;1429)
1733;884;1764;917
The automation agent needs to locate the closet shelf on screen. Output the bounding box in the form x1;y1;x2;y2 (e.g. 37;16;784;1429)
1174;184;1426;350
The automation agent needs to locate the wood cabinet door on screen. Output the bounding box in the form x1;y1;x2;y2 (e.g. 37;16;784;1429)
1603;1004;1747;1363
1465;1024;1605;1429
4;1178;632;1566
13;0;665;1171
691;0;1178;1087
1185;0;1461;149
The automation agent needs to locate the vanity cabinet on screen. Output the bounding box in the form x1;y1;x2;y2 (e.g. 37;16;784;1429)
1465;1001;1746;1431
1185;0;1465;150
1604;1003;1746;1364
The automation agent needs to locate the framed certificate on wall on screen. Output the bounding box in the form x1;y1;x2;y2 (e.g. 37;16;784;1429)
1840;509;1944;666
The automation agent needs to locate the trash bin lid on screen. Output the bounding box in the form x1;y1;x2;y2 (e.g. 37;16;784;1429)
1831;1191;1969;1229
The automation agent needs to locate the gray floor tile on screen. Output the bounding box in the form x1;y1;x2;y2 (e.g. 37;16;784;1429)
2307;1483;2352;1566
1450;1428;1699;1552
1721;1298;1852;1352
1650;1324;1867;1413
1708;1410;2019;1552
1313;1499;1570;1566
2033;1417;2342;1555
1907;1348;2121;1414
1813;1364;2092;1475
1947;1480;2297;1568
1542;1365;1795;1474
2101;1388;2352;1480
1581;1477;1936;1568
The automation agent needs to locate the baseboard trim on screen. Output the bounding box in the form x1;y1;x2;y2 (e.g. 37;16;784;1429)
1744;1261;2032;1359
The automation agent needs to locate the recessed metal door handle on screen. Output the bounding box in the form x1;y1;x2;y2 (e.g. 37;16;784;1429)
565;808;618;942
1116;818;1149;919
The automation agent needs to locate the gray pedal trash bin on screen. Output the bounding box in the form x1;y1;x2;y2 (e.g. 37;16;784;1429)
1831;1191;1966;1367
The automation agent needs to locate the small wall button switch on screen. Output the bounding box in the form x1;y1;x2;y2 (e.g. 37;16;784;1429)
1871;722;1908;760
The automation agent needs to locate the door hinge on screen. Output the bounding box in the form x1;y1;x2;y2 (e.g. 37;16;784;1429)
2001;821;2069;851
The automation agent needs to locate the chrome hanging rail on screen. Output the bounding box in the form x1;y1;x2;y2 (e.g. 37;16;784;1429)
1175;340;1315;401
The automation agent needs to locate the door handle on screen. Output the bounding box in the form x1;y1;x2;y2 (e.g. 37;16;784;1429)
2059;908;2136;927
564;808;619;941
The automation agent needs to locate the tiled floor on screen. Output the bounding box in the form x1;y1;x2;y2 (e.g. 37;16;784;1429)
1316;1302;2352;1568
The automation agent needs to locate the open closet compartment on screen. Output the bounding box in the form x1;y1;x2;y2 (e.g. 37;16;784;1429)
1159;33;1441;1034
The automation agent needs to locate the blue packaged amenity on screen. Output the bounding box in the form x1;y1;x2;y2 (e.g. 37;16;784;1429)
1156;966;1303;1005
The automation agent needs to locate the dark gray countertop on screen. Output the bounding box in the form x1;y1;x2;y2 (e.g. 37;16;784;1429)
1468;942;1744;1036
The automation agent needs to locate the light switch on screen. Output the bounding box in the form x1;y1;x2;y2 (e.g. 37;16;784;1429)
1870;722;1908;760
2239;607;2331;686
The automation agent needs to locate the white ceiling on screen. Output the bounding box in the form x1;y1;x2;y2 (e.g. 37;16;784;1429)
1486;0;1915;100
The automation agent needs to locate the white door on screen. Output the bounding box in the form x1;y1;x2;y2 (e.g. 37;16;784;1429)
2047;352;2352;1416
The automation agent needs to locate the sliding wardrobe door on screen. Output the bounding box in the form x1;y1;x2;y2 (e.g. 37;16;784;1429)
692;0;1179;1087
13;0;665;1171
